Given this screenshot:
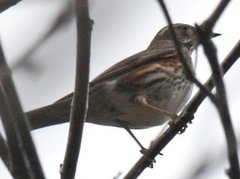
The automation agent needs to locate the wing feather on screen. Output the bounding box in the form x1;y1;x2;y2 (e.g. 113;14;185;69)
56;41;177;103
91;45;176;86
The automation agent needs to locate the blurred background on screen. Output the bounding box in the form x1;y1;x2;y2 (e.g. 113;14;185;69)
0;0;240;178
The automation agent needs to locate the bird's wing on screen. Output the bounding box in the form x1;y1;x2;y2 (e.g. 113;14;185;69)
91;45;176;86
56;42;177;103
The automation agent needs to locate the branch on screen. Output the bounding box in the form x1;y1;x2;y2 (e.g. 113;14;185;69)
0;42;45;178
0;133;11;173
123;40;240;179
197;26;240;178
0;0;20;13
60;0;92;178
0;83;32;179
201;0;230;33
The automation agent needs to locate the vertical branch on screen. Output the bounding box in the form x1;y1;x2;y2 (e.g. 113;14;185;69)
197;27;240;178
60;0;92;178
0;42;45;178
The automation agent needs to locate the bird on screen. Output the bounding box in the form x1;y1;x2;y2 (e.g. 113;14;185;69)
26;23;219;150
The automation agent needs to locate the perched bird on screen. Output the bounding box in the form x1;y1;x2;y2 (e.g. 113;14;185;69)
26;23;219;149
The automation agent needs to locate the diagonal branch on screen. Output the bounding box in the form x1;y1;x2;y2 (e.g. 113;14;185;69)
60;0;92;178
0;42;45;178
123;40;240;179
201;0;230;33
0;132;11;173
197;25;240;178
0;85;31;178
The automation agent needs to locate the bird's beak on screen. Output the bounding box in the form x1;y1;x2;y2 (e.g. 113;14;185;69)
211;32;221;38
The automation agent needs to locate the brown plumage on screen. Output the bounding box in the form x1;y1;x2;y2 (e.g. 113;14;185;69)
27;24;218;131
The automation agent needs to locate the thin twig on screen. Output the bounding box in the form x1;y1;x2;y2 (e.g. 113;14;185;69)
123;40;240;179
157;0;217;103
201;0;230;33
197;26;240;178
0;42;45;178
60;0;92;178
0;84;31;178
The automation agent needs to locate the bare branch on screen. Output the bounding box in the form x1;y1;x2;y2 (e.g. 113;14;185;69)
197;26;240;178
201;0;230;33
60;0;92;178
0;0;20;13
0;132;11;173
0;42;45;178
0;85;31;178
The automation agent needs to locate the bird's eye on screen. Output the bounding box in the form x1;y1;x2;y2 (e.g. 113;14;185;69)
182;26;188;31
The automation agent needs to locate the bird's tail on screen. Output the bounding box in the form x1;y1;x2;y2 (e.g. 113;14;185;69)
26;99;71;130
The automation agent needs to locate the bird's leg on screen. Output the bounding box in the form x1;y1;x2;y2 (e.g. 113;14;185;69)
134;95;178;120
117;120;162;168
116;120;146;154
117;120;157;167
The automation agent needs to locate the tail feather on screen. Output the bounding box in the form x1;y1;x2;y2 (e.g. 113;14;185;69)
26;99;71;130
